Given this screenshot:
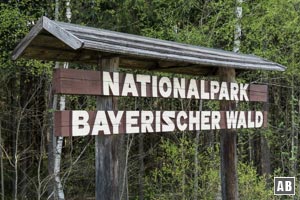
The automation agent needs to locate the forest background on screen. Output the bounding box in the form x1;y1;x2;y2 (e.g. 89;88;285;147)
0;0;300;199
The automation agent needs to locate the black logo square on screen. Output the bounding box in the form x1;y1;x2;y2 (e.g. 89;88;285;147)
274;177;295;195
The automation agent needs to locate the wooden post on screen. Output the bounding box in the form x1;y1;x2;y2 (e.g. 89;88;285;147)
96;57;124;200
219;67;239;200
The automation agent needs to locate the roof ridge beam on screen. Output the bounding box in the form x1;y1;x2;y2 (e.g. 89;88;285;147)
43;17;84;50
12;17;44;60
12;16;84;60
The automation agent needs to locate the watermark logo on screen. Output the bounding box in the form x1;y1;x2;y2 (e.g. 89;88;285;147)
274;177;295;195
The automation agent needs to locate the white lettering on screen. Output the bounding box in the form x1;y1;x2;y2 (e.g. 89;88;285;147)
92;111;110;135
240;83;249;101
230;83;239;101
237;111;247;129
277;181;284;192
211;111;221;130
247;112;255;128
159;77;172;98
122;74;138;96
210;81;219;100
201;111;210;130
285;181;292;191
173;78;186;98
187;79;199;99
126;111;140;133
155;111;161;132
162;111;175;132
103;71;119;96
141;111;154;133
177;111;187;131
107;111;123;134
152;76;158;97
226;111;238;129
189;111;200;131
72;111;90;136
219;82;230;100
255;111;264;128
136;74;151;97
200;80;209;99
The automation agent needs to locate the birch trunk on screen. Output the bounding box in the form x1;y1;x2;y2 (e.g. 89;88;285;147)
48;0;60;198
53;0;72;198
53;62;67;200
54;136;64;200
234;0;243;53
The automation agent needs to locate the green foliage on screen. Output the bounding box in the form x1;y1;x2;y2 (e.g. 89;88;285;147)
238;163;273;200
144;136;273;200
0;3;51;75
139;0;236;50
1;0;300;199
0;4;28;70
144;136;220;199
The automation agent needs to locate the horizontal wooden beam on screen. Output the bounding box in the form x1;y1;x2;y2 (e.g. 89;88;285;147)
54;110;268;136
52;68;268;102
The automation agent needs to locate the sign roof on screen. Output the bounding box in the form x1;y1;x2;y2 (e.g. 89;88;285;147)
12;16;286;75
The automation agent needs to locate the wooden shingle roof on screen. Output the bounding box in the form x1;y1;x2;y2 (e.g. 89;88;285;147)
12;16;285;75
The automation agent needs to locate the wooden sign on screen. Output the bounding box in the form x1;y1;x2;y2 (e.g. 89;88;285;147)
53;68;268;137
55;110;267;136
53;69;268;102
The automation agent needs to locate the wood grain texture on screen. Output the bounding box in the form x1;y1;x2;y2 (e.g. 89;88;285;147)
12;16;286;73
95;57;123;200
249;84;268;102
54;110;268;136
75;33;273;65
54;111;72;136
42;17;83;49
12;17;44;60
52;68;268;102
53;68;102;95
219;67;239;200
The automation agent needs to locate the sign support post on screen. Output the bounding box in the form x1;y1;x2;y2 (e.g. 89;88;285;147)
95;57;124;200
219;67;239;200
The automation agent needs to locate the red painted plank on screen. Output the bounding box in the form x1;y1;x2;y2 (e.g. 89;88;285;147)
52;69;268;102
54;110;268;136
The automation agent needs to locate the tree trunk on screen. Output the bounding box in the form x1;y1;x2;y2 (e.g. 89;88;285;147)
139;131;144;200
260;93;271;181
194;99;202;200
95;57;124;200
260;135;271;176
54;136;65;200
290;75;297;178
51;1;71;198
48;85;57;199
218;0;242;198
234;0;243;53
248;132;253;163
48;0;60;198
53;62;67;200
219;67;239;200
